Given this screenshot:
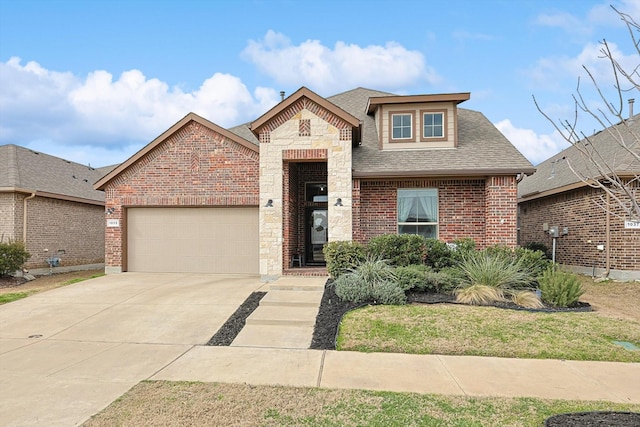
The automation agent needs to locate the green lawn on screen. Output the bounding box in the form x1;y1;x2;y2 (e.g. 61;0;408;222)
84;381;640;427
0;292;31;304
337;304;640;362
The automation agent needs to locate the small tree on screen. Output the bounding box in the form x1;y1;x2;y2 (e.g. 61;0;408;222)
534;6;640;220
0;240;31;277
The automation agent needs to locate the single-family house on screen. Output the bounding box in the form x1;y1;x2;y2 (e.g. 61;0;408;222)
0;144;115;272
518;110;640;280
95;87;534;280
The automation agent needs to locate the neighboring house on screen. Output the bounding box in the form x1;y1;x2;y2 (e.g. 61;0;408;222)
95;87;534;280
518;112;640;280
0;144;115;272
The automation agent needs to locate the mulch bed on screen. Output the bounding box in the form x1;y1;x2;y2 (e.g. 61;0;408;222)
0;275;28;289
206;292;266;346
545;411;640;426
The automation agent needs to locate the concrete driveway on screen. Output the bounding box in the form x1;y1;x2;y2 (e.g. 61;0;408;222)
0;273;264;427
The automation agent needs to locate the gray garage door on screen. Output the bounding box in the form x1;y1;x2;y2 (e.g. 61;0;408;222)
127;207;259;274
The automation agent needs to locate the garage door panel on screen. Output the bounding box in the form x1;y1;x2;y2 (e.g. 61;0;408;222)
128;207;259;274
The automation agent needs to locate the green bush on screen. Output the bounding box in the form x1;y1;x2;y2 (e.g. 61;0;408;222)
424;238;454;270
372;280;407;305
523;242;551;259
394;264;428;291
538;267;585;307
323;241;366;278
456;250;533;291
367;234;427;266
482;245;550;287
333;256;405;305
420;268;460;294
0;240;31;277
449;238;476;262
333;274;370;304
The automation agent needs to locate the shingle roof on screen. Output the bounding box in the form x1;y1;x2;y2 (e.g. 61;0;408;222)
518;115;640;199
328;87;534;177
0;144;115;203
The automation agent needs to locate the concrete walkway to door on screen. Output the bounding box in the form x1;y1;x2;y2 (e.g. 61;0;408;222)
0;273;638;427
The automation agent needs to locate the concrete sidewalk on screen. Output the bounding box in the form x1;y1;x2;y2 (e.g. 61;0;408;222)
0;273;638;427
153;346;640;404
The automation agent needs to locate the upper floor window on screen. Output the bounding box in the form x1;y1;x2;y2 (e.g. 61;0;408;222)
390;111;415;141
421;110;446;141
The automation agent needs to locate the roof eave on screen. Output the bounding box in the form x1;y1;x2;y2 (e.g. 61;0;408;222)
353;167;535;179
0;187;104;205
249;87;361;137
366;92;471;114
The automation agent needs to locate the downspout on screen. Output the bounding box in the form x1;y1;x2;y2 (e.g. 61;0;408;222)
605;192;611;277
23;192;36;243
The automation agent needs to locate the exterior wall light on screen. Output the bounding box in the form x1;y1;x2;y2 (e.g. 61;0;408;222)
105;207;115;215
334;198;343;206
265;199;274;207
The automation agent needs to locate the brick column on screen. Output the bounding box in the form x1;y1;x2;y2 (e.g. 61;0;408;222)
485;176;517;247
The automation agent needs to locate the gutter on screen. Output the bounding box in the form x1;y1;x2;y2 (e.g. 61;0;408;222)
23;193;36;243
353;167;536;179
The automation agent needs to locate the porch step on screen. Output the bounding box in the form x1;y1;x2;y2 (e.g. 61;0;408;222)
260;290;324;307
269;279;325;292
245;306;318;327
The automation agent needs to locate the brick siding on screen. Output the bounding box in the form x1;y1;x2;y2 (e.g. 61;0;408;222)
354;177;518;248
519;186;640;271
103;120;260;270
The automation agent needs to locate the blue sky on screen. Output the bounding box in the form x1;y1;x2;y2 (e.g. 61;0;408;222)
1;0;639;167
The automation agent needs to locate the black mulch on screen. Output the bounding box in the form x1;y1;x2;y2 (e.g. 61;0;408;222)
545;411;640;426
206;291;266;346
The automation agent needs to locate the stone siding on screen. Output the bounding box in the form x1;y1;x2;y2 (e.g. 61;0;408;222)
259;104;353;278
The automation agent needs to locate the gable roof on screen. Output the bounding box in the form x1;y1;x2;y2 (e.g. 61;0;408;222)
518;115;640;200
0;144;114;204
249;86;360;137
327;88;534;177
95;112;258;190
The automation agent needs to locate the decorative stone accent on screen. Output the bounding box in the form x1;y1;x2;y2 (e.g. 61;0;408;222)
259;102;353;279
299;119;311;136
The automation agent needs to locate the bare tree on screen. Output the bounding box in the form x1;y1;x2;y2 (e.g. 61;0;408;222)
534;5;640;220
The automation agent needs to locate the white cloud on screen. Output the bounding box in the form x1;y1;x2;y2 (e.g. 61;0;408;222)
494;119;570;165
0;57;280;166
242;30;437;93
535;12;592;37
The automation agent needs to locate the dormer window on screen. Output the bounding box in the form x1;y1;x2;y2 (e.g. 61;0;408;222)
421;110;446;141
390;111;416;142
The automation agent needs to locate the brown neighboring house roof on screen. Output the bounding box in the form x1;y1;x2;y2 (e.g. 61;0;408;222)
95;112;258;191
327;88;534;177
0;144;114;205
518;115;640;201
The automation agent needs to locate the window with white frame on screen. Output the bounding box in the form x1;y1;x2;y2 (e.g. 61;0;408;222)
422;111;444;139
397;189;438;238
391;113;413;140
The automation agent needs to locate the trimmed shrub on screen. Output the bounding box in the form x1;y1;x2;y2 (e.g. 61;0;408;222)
323;241;366;278
333;274;370;304
514;247;553;281
455;284;504;305
417;269;459;294
538;267;585;307
424;238;454;270
367;234;427;266
0;240;31;277
372;280;407;305
333;256;406;305
395;264;428;291
449;238;476;263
